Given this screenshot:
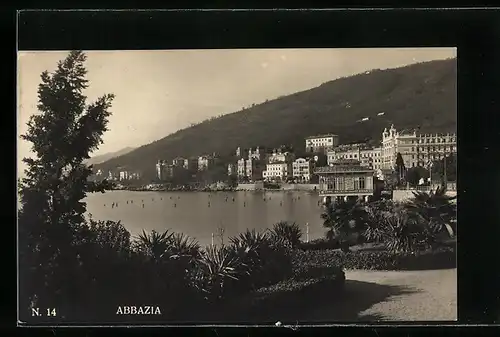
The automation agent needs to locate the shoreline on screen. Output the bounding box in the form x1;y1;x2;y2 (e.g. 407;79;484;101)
110;188;320;193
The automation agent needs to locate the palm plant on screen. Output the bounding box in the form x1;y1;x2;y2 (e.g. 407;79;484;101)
268;221;303;249
321;198;368;251
363;199;399;243
382;209;434;253
406;186;457;238
168;232;201;259
132;229;173;261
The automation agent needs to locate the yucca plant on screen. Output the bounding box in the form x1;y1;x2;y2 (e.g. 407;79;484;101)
194;245;247;302
268;221;303;249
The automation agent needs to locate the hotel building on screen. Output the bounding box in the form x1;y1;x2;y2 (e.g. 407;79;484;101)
381;124;457;169
305;134;340;154
327;145;382;170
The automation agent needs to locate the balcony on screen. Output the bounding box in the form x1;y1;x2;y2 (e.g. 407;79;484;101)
318;189;373;196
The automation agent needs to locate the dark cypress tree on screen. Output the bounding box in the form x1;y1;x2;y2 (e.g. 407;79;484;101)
18;51;115;319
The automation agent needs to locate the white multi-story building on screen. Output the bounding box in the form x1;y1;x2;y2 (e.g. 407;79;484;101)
237;158;246;177
305;134;340;154
292;158;314;183
327;144;382;170
268;149;295;164
262;162;292;181
381;124;457;169
227;163;236;176
359;147;383;170
119;171;129;181
156;160;167;180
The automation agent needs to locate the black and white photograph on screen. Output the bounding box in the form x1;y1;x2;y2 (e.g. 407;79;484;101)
17;47;457;325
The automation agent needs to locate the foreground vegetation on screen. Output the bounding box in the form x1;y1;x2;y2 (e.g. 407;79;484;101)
18;51;457;324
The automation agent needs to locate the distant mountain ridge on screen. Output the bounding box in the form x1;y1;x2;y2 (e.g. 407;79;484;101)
85;147;135;166
94;58;457;179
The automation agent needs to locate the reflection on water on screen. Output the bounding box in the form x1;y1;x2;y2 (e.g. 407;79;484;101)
85;190;326;246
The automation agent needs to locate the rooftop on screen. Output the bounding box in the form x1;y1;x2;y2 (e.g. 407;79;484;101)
315;165;374;174
305;134;339;139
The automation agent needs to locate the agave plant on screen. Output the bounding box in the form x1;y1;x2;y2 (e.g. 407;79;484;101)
406;186;457;238
132;229;173;261
268;221;303;249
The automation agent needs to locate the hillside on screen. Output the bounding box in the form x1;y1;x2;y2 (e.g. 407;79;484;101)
85;147;135;166
95;58;457;179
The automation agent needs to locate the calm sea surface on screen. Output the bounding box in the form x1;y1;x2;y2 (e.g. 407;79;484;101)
84;190;327;246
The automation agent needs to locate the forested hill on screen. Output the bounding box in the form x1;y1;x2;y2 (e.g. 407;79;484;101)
95;58;457;179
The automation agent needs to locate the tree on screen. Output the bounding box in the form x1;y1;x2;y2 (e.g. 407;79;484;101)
321;198;368;251
431;153;457;183
394;152;406;185
18;51;115;318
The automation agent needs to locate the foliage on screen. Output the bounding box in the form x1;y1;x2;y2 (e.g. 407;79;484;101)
431;153;457;182
268;221;303;249
94;59;457;180
18;51;115;316
132;229;173;261
321;198;369;249
406;166;430;186
169;232;201;259
193;245;246;303
227;229;293;291
395;152;406;185
291;246;456;271
406;186;457;238
297;237;340;251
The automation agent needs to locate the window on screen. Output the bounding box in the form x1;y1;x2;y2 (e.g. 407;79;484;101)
359;176;365;189
411;147;414;152
412;155;415;159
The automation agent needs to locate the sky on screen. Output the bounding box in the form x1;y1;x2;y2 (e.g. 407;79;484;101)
17;48;456;174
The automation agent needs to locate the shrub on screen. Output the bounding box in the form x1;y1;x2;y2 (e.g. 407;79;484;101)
268;221;303;249
193;245;246;303
321;199;369;246
291;246;456;271
228;229;293;291
297;238;340;251
405;186;457;238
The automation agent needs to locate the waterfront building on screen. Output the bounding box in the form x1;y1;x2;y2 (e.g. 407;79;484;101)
183;157;199;172
305;134;340;154
156;160;167;180
237;158;247;178
172;157;185;167
292;158;314;183
262;162;292;182
119;171;129;181
315;159;374;204
227;163;236;176
245;157;265;182
198;154;218;171
381;124;457;169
